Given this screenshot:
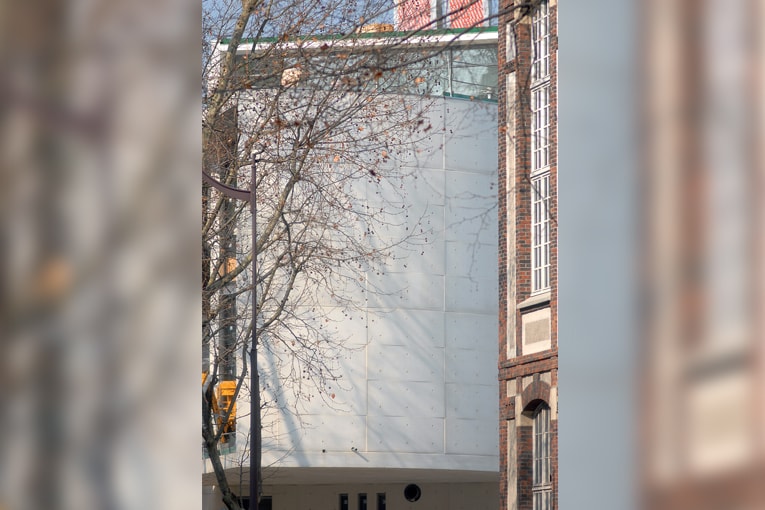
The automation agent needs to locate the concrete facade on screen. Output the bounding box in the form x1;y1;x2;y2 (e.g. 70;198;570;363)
204;31;501;510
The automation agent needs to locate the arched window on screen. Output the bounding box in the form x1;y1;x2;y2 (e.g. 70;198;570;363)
533;401;552;510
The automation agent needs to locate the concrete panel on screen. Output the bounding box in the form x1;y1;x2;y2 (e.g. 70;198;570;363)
445;417;499;456
413;168;447;205
383;240;447;276
445;171;497;207
295;306;370;346
369;380;445;418
445;348;495;385
311;266;368;307
444;203;497;245
293;347;368;416
363;203;446;252
443;132;498;174
368;342;444;383
446;383;499;419
390;131;446;171
366;167;446;208
445;275;498;313
446;240;497;278
285;413;366;452
443;101;498;174
368;416;444;453
368;309;445;347
445;312;497;351
388;102;447;171
366;271;444;310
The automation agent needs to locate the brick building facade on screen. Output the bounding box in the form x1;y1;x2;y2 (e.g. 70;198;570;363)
497;1;558;509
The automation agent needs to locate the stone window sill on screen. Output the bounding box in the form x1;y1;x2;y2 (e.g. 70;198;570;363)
517;291;551;311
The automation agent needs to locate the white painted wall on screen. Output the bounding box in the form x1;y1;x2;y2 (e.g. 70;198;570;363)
203;96;498;489
272;97;496;470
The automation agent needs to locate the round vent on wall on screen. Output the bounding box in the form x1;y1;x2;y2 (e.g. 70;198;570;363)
404;484;421;502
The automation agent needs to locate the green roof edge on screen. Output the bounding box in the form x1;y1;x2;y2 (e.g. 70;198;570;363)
220;25;498;45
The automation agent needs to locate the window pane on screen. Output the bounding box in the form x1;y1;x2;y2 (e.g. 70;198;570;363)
531;173;551;292
532;1;550;82
449;46;498;99
532;83;550;174
533;403;551;487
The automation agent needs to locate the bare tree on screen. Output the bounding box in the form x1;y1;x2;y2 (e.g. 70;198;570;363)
202;1;503;508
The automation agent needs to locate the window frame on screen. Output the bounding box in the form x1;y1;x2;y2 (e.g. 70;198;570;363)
529;0;552;295
532;402;553;510
531;171;551;293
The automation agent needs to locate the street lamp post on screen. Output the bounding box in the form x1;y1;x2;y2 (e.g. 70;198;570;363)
249;153;260;509
203;152;260;509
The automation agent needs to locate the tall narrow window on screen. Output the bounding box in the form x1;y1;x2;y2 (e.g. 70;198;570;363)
532;402;552;510
339;494;349;510
530;0;551;293
531;85;551;172
531;1;550;82
531;172;550;291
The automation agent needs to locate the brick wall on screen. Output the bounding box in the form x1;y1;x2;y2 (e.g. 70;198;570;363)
498;1;558;509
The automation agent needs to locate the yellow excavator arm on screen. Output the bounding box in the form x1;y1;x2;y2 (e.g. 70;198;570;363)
203;372;237;444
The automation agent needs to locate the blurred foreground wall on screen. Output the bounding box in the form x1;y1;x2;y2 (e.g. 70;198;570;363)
559;0;763;509
640;0;764;508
